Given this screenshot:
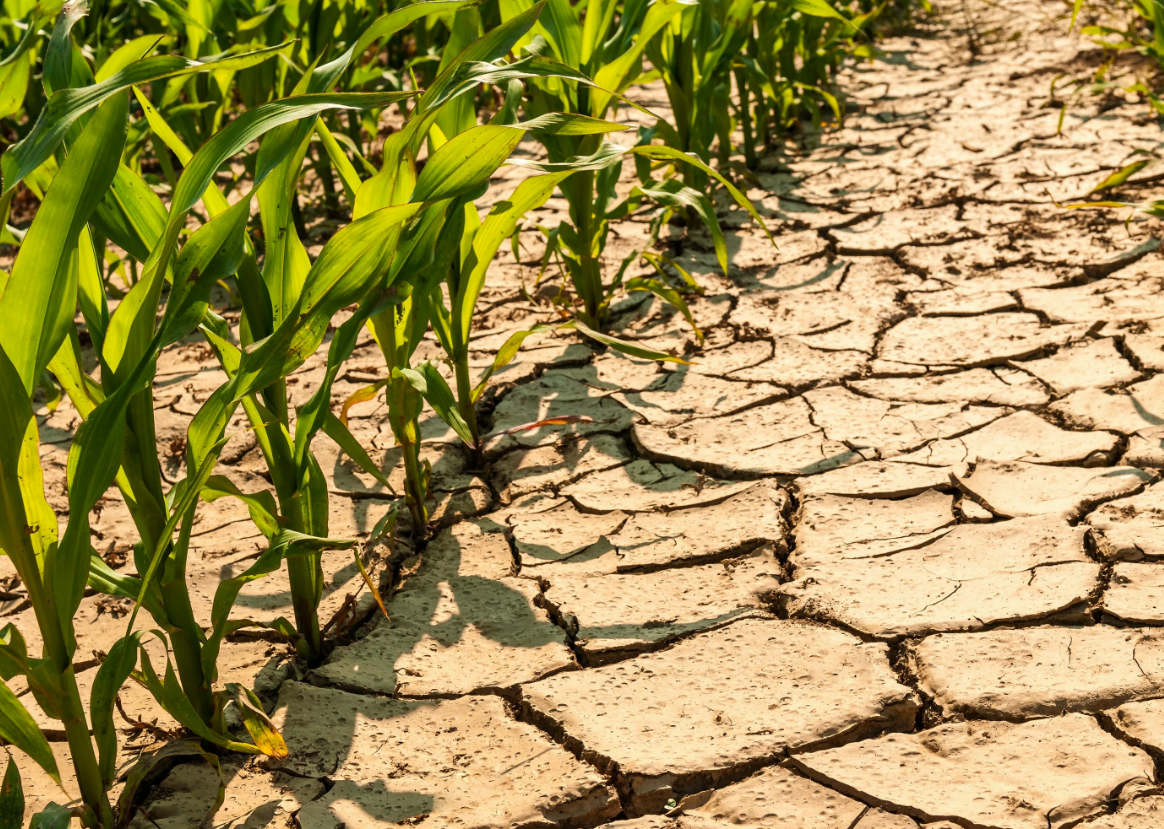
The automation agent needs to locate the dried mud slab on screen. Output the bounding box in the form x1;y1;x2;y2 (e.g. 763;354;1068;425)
1019;281;1164;325
1016;338;1140;393
848;368;1047;407
803;386;1008;458
273;684;619;828
510;484;788;574
727;338;868;389
313;520;573;696
795;461;952;499
1081;796;1164;829
521;619;917;815
793;490;955;566
739;291;903;353
663;764;909;829
560;459;754;512
1104;564;1164;624
954;460;1154;519
540;547;782;661
128;761;323;829
1086;482;1164;561
877;313;1089;367
828;205;972;254
633;397;864;477
1050;375;1164;435
614;369;786;425
507;496;628;569
484;370;636;457
490;434;632;505
1124;430;1164;468
894;410;1118;467
1123;334;1164;371
1109;698;1164;755
912;626;1164;720
780;515;1099;638
790;715;1154;829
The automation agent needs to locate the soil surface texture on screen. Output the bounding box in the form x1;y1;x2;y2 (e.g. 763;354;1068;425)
17;0;1164;826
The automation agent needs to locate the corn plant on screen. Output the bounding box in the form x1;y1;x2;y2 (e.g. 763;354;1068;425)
0;20;415;825
645;0;752;185
495;0;774;329
313;2;669;516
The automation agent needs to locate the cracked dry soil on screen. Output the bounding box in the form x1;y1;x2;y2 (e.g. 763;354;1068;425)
16;0;1164;827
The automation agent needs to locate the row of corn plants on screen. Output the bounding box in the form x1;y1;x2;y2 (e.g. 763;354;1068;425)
0;0;927;824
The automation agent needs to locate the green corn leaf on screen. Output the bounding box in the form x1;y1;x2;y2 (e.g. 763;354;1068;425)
126;433;230;634
0;681;57;784
626;276;703;344
0;17;37;122
0;345;51;584
229;203;421;404
2;43;288;193
398;363;477;447
316;121;362;205
317;0;488;98
90;633;142;787
790;0;857;28
590;0;695;116
456;172;571;342
573;319;693;363
292;288;403;471
94;35;167;83
472;320;572;401
199;530;355;689
506;140;628;173
419;1;546;111
1070;0;1085;31
323;413;392;489
0;755;22;829
628;145;776;248
104;92;406;381
516;112;631;134
0;92;126;395
137;650;261;755
0;626;29;684
1092;159;1152;192
544;0;584;67
51;192;253;645
201;477;280;540
158;197;250;347
28;803;70;829
86;555;167;622
42;1;90;97
431;55;658;118
411;124;526;202
633;179;729;276
90;164;168;265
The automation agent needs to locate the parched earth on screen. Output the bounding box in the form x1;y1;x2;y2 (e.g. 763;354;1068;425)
15;0;1164;827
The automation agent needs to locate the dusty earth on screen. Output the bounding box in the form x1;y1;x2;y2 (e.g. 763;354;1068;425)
14;0;1164;826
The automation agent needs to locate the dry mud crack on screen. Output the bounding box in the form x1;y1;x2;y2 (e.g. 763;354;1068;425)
21;0;1164;826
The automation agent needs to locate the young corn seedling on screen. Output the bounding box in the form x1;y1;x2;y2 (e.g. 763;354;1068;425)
2;26;406;812
741;0;874;149
128;0;504;663
644;0;752;186
497;0;776;329
320;1;655;514
0;92;296;827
